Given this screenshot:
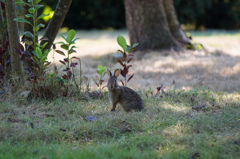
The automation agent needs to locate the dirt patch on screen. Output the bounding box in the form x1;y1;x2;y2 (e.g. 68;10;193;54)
47;30;240;92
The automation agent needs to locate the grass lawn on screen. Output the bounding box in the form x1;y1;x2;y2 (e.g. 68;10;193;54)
0;30;240;158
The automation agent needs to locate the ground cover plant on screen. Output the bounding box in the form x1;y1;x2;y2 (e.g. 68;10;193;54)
0;31;240;158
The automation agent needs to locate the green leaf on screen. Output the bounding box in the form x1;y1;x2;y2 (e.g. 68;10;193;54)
96;70;102;76
36;5;44;10
100;66;106;72
40;56;47;63
14;18;32;25
41;42;48;49
32;50;37;57
32;56;39;64
126;45;131;52
33;27;39;32
60;44;69;50
36;47;42;58
25;14;33;18
97;65;106;75
37;23;45;28
98;65;102;70
72;38;80;43
117;35;127;51
35;0;41;3
15;1;31;7
60;35;68;43
28;0;32;2
37;14;49;20
29;8;35;14
70;46;77;50
55;41;65;45
67;29;76;43
91;77;99;87
23;31;34;39
43;49;51;57
132;43;139;48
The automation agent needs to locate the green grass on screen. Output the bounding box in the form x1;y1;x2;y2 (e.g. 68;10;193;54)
0;88;240;159
187;30;240;37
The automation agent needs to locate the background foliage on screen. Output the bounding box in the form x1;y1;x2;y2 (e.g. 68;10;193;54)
41;0;240;30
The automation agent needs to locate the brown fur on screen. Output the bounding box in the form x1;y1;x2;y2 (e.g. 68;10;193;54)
107;69;144;112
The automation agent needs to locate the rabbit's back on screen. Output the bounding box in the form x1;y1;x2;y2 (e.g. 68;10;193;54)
109;86;144;112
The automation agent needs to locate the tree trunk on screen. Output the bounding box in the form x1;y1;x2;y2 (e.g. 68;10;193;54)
163;0;190;44
124;0;186;52
5;0;24;84
40;0;72;49
0;6;3;41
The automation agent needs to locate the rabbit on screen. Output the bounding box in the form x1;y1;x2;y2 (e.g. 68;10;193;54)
107;69;144;112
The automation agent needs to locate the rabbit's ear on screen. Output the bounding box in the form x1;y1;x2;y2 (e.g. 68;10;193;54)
114;69;120;78
107;69;112;76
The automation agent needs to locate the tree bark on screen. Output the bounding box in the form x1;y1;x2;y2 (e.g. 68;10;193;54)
0;7;3;41
40;0;72;49
124;0;185;52
5;0;24;83
163;0;190;44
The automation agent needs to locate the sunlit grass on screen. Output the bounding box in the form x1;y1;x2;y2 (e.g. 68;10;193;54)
0;88;239;158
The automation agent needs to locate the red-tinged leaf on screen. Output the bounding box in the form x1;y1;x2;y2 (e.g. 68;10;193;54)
127;74;134;82
99;80;104;85
96;75;99;80
59;60;66;65
64;58;69;63
62;75;67;79
117;60;125;67
123;52;127;59
127;65;132;68
127;58;132;63
129;48;135;53
68;71;72;78
102;85;107;89
121;66;128;77
120;80;124;86
129;53;134;57
17;42;24;52
70;62;78;67
54;65;58;74
55;50;65;56
118;49;124;54
69;49;76;54
44;62;51;68
63;68;71;72
71;56;80;60
156;84;164;93
122;58;125;61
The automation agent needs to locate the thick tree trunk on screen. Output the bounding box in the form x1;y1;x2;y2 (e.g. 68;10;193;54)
40;0;72;49
0;8;3;41
163;0;190;44
5;0;24;84
124;0;185;52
